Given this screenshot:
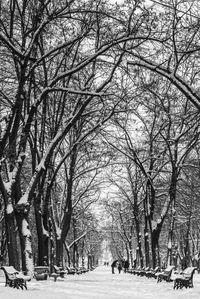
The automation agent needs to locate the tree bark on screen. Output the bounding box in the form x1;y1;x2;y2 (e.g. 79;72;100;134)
15;212;34;275
151;226;161;268
56;238;63;267
4;208;20;270
34;195;49;266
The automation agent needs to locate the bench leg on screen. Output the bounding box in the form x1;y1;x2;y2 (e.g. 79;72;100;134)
12;278;24;290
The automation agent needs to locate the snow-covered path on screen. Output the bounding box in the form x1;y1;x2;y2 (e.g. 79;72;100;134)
1;265;200;299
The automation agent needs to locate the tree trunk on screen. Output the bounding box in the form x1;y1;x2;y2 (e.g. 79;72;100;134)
64;245;71;267
34;195;49;266
167;228;173;266
184;219;191;267
137;232;143;268
144;227;150;267
151;227;161;268
167;163;178;266
0;228;7;265
56;238;63;266
15;212;34;275
4;208;20;270
73;243;77;267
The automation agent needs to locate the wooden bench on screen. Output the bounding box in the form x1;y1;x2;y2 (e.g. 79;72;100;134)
1;266;31;290
138;267;150;277
65;266;76;275
53;265;67;278
75;266;83;275
173;267;197;289
80;267;89;273
34;266;50;280
146;266;160;279
49;272;60;282
131;266;141;275
157;265;175;283
127;267;136;274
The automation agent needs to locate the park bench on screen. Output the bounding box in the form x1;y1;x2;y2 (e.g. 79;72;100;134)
157;265;175;283
53;265;67;278
138;267;150;277
146;266;160;279
80;267;89;273
34;266;50;280
1;266;31;290
75;266;83;274
131;266;141;275
127;267;136;274
173;267;197;289
65;266;76;275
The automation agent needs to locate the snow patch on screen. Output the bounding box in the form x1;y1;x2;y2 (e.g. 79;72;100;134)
4;181;11;193
157;218;161;224
22;219;31;237
56;227;62;239
152;220;157;230
6;203;14;214
17;193;29;205
168;239;172;249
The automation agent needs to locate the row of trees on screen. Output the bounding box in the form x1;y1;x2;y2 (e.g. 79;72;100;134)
0;0;127;273
1;0;200;274
103;71;200;270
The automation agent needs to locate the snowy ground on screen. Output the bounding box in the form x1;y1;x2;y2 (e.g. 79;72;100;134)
1;265;200;299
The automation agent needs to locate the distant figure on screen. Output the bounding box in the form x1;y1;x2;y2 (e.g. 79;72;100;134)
133;259;136;268
111;260;118;274
124;260;129;273
118;261;122;274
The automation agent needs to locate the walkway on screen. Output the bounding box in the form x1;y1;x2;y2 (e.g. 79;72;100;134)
0;266;200;299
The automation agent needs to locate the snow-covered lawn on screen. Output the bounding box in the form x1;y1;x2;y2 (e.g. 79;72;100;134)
1;266;200;299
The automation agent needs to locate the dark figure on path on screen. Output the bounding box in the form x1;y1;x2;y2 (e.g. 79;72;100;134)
124;260;129;273
111;260;118;274
118;262;122;274
133;259;136;268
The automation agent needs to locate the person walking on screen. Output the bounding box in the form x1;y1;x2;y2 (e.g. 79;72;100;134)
124;260;130;273
118;262;122;274
111;260;118;274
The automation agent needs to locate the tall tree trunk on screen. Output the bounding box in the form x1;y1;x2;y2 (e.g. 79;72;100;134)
184;218;191;267
0;228;7;264
137;232;143;268
151;226;161;268
15;212;34;275
144;209;150;267
4;207;20;270
144;225;150;267
56;238;63;267
167;164;177;266
34;197;49;265
34;192;49;266
66;246;71;267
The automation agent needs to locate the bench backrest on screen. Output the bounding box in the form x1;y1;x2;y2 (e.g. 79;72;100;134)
34;266;50;274
164;265;175;274
154;266;160;272
66;266;75;272
183;267;197;278
1;266;19;274
1;266;19;282
53;265;61;272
